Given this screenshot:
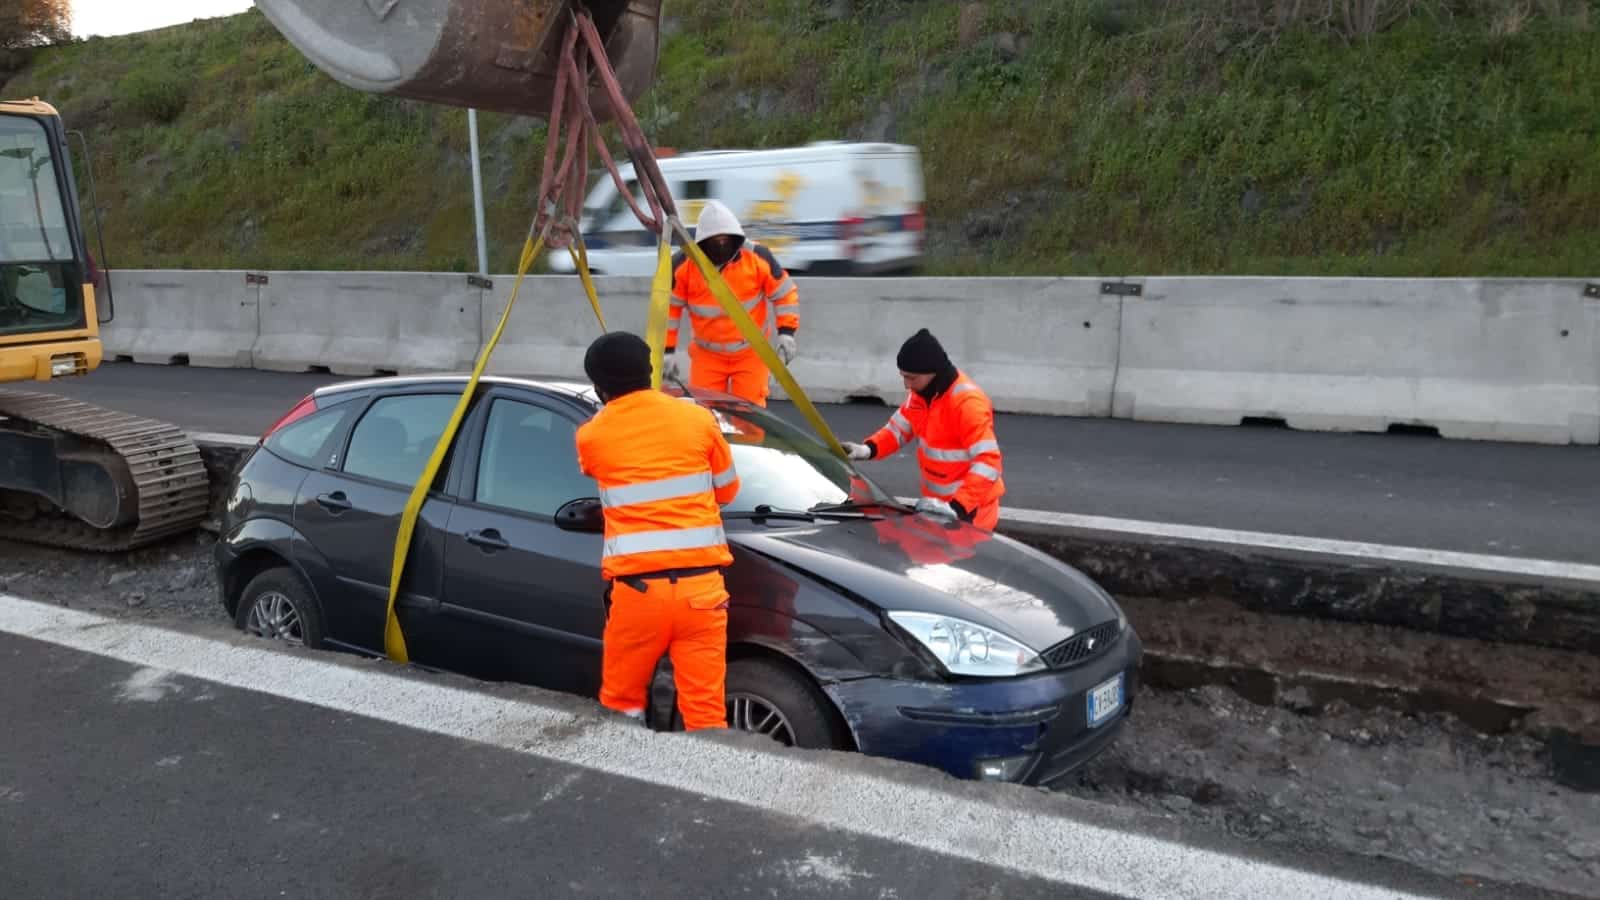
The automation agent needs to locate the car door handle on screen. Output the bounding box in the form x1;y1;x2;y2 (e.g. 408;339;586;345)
465;528;509;552
315;491;352;512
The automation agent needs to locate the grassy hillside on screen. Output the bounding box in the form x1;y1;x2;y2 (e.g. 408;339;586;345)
3;0;1597;275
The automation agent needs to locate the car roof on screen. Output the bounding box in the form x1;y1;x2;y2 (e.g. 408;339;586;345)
310;373;754;412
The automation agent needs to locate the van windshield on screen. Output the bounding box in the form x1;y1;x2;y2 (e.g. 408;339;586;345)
583;178;644;228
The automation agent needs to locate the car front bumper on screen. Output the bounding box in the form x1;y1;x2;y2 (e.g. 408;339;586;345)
822;627;1142;786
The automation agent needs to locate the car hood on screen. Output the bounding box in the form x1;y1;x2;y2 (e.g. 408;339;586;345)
730;513;1121;652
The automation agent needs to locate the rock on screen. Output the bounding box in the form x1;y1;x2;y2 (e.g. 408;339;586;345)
1162;795;1193;813
1280;686;1316;713
125;592;146;608
107;571;136;587
1568;841;1600;861
169;567;196;590
1489;809;1512;824
1355;819;1388;839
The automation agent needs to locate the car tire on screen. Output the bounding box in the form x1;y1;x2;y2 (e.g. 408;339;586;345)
234;567;326;650
725;658;848;751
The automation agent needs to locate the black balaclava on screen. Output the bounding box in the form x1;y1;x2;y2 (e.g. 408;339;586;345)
896;328;958;401
584;331;654;402
698;233;745;269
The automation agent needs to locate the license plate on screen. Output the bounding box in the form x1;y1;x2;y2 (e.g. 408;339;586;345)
1086;673;1124;728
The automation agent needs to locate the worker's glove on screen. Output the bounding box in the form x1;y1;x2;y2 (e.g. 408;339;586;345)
914;497;957;520
660;352;682;382
841;441;873;461
775;334;797;365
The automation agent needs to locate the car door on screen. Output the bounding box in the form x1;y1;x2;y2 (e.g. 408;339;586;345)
436;388;608;696
292;388;464;661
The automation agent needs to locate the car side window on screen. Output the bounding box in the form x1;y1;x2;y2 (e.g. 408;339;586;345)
342;394;460;488
264;404;352;468
474;398;594;517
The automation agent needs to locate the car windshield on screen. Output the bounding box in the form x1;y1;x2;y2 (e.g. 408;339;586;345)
696;397;896;515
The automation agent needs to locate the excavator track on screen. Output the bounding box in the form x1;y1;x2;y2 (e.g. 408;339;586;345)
0;389;211;552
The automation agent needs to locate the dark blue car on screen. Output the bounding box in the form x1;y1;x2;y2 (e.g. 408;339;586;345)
213;374;1141;785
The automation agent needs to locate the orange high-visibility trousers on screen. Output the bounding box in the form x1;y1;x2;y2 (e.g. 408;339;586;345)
971;499;1001;531
688;344;770;407
599;570;730;731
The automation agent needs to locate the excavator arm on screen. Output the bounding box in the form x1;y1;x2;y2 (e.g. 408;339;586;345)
252;0;664;122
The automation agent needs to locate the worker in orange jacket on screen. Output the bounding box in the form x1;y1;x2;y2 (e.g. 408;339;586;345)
842;329;1006;530
575;331;741;730
661;200;799;407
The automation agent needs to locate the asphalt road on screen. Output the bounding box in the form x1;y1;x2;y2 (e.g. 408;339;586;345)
0;599;1556;900
28;362;1600;564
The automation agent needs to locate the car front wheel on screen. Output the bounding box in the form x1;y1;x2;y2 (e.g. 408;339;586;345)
724;658;848;751
235;568;325;649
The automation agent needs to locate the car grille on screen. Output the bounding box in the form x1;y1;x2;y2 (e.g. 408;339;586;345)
1041;621;1120;670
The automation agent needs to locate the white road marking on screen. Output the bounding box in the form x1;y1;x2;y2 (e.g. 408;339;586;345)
0;593;1443;900
996;507;1600;588
197;430;1595;585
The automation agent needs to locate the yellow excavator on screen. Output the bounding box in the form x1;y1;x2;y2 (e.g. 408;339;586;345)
0;1;663;551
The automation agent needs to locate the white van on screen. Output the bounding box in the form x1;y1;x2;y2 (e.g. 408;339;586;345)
549;141;926;277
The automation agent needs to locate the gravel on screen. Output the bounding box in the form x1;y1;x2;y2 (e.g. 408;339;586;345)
1058;683;1600;897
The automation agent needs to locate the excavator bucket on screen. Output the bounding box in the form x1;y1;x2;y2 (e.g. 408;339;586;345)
252;0;662;122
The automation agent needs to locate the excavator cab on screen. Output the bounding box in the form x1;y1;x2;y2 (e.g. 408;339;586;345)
252;0;663;121
0;101;97;381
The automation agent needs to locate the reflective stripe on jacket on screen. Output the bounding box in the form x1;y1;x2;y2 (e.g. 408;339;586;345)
668;243;799;355
867;372;1004;515
575;390;740;579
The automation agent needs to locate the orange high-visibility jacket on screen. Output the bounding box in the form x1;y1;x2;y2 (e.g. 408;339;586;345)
667;244;799;355
867;371;1005;517
575;390;741;580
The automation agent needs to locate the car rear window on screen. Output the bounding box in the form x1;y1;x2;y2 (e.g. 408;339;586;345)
342;393;460;487
263;403;353;468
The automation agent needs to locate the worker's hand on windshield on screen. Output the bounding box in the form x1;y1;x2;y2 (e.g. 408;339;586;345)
842;441;873;461
775;333;797;365
661;352;682;382
914;497;957;520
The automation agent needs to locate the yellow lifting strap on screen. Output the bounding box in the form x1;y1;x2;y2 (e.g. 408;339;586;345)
381;217;847;661
381;226;604;663
662;217;846;457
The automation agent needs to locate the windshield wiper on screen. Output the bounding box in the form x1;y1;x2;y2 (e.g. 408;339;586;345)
724;504;882;522
809;498;915;515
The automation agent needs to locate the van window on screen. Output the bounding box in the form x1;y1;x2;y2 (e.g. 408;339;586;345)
681;180;712;200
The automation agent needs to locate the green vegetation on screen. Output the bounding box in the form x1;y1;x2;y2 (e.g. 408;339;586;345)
3;1;1596;275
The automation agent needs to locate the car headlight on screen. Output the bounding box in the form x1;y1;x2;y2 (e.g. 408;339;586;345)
887;611;1046;677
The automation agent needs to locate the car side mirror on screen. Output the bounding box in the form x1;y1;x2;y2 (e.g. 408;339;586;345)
555;497;605;533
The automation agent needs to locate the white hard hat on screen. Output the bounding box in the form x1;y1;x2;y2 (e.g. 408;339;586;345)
693;199;744;242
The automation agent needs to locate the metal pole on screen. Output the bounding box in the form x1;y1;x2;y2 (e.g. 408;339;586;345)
468;108;489;275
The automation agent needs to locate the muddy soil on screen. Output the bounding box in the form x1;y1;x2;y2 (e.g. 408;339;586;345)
1120;593;1600;742
1058;684;1600;897
4;537;1598;896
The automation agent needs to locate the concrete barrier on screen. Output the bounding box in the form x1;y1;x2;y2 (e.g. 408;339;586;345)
479;275;650;378
253;271;483;376
100;270;257;368
93;269;1600;446
1112;278;1600;445
779;277;1122;415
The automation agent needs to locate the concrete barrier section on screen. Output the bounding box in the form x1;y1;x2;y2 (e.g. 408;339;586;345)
254;271;482;376
479;275;652;378
778;277;1122;416
99;270;258;368
1113;278;1600;445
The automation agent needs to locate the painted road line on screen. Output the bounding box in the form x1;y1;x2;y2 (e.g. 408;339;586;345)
0;593;1447;900
995;507;1600;588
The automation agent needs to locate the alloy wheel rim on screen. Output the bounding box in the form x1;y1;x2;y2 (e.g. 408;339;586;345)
245;590;303;645
727;693;796;746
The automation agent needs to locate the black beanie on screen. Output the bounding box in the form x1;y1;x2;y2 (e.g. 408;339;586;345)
896;328;951;375
584;331;653;397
